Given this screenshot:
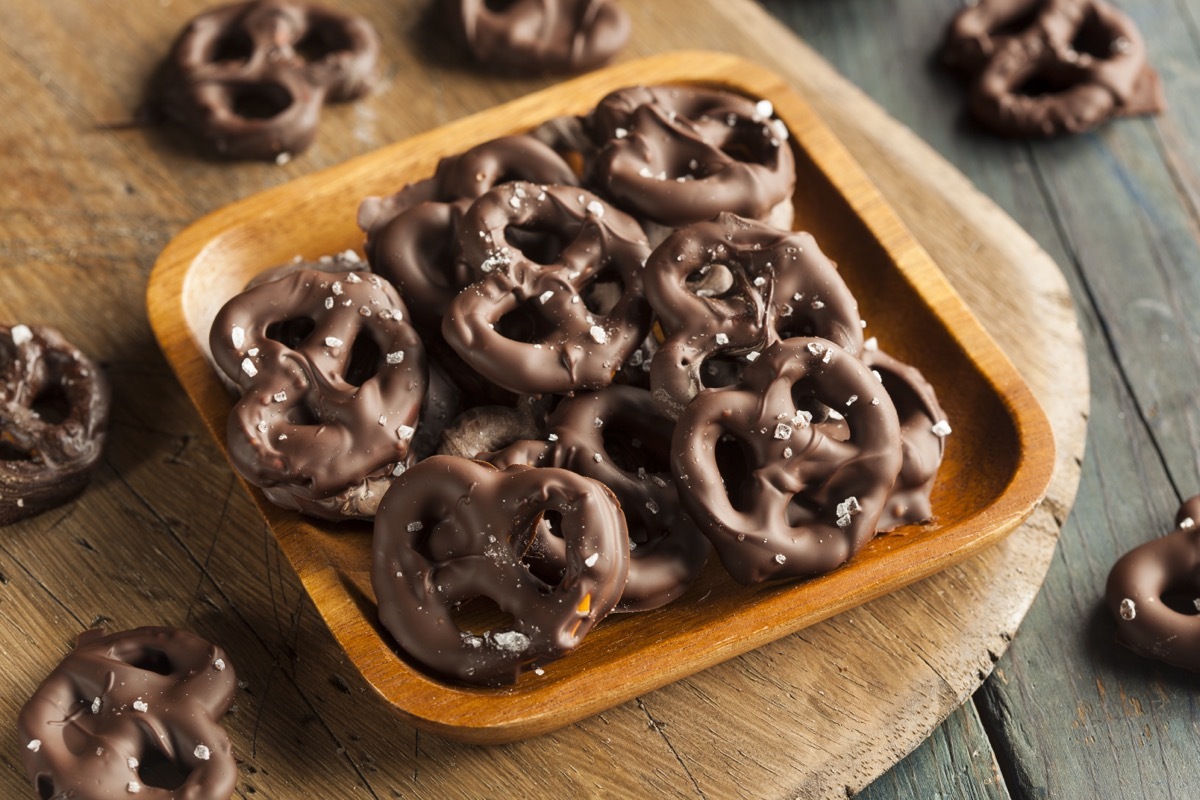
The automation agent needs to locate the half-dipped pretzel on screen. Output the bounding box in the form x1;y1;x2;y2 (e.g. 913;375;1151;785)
372;455;629;685
210;269;427;520
644;213;863;418
1107;496;1200;671
862;345;950;531
951;0;1164;137
18;627;237;800
672;338;902;585
358;135;580;333
489;386;710;612
587;86;796;238
445;0;631;74
1;325;109;526
443;182;652;395
155;0;380;159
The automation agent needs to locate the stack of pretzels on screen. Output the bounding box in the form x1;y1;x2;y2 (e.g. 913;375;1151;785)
210;84;951;685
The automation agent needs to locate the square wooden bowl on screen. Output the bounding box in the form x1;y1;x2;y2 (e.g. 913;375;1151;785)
147;51;1054;743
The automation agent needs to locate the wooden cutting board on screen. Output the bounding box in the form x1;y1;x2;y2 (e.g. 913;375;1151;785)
0;0;1087;797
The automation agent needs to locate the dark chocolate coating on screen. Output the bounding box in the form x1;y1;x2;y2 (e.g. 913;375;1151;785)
1106;496;1200;671
372;456;630;685
210;269;427;520
1;325;109;526
18;627;237;800
446;0;631;74
155;0;380;160
863;347;948;531
489;386;710;612
944;0;1164;137
587;85;796;232
672;338;903;585
643;213;864;418
443;182;652;395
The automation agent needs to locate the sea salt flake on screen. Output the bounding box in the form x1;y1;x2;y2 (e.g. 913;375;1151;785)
539;290;555;304
392;463;407;477
871;398;880;406
836;497;862;519
593;417;604;428
931;419;952;437
256;421;268;433
407;521;424;533
745;351;761;362
615;127;628;138
128;781;142;794
783;447;793;458
331;281;344;296
325;297;335;309
593;453;603;463
396;425;415;441
231;326;245;349
359;306;372;317
92;697;102;714
241;358;258;377
10;326;33;347
774;553;787;564
828;409;844;421
133;699;149;712
792;410;813;428
586;200;606;217
837;513;852;528
127;757;139;770
753;276;767;287
386;351;405;365
822;348;833;364
806;342;826;357
548;433;559;442
774;423;792;440
194;745;211;761
846;395;858;407
793;292;803;302
214;659;226;671
1180;517;1195;529
324;336;343;348
646;500;660;515
378;415;387;426
492;631;531;652
345;271;362;282
535;667;546;676
872;370;884;383
755;99;774;120
584;553;600;568
26;740;40;752
272;390;287;403
1119;598;1136;620
589;325;608;344
509;195;523;210
811;300;826;310
864;336;879;351
275;152;291;165
715;332;730;346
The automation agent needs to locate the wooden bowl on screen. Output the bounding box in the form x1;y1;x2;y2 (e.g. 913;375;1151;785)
146;51;1055;744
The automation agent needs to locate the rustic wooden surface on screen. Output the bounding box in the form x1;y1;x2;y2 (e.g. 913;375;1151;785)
0;0;1105;797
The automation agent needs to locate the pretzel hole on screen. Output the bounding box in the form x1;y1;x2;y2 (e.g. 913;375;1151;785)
124;647;175;676
450;596;518;636
505;226;569;265
265;316;316;348
1073;9;1120;59
991;6;1041;39
701;354;746;390
495;301;558;344
138;741;191;791
484;0;520;12
715;434;755;512
602;429;669;475
230;83;293;120
719;124;775;165
581;272;625;316
286;403;319;426
30;383;70;425
1160;587;1200;616
295;23;354;63
36;775;54;800
343;334;382;387
210;29;254;63
686;264;735;298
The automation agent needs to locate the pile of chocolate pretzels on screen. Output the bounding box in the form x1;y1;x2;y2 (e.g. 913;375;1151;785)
209;85;951;686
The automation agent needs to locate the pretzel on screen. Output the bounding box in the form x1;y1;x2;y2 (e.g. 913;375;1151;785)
943;0;1164;137
210;269;427;520
489;386;710;612
643;213;864;418
372;455;630;685
1107;496;1200;671
18;627;237;800
586;85;796;238
442;182;652;395
358;135;580;334
672;338;902;585
1;325;109;526
446;0;631;74
862;346;949;531
155;0;380;159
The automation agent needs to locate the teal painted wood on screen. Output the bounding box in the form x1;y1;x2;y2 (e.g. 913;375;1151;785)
856;704;1009;800
761;0;1200;798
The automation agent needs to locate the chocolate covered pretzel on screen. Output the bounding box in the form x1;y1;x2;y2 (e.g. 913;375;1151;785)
372;455;630;685
672;338;902;585
490;386;710;612
943;0;1164;137
154;0;380;159
1107;496;1200;671
446;0;631;74
443;182;652;395
210;269;427;520
587;86;796;240
644;213;864;418
1;324;109;526
18;627;237;800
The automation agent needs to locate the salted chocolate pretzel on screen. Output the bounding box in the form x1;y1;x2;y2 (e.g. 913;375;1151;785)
672;338;902;585
210;269;427;520
644;213;864;418
18;627;237;800
489;386;710;612
943;0;1164;137
154;0;380;159
587;85;796;239
446;0;631;74
1;324;109;526
372;455;630;685
442;182;652;395
1106;496;1200;671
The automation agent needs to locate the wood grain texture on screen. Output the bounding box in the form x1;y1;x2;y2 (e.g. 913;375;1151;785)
0;0;1086;797
763;0;1200;797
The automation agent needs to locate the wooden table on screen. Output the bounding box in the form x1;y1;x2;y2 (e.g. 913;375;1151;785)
0;0;1187;798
